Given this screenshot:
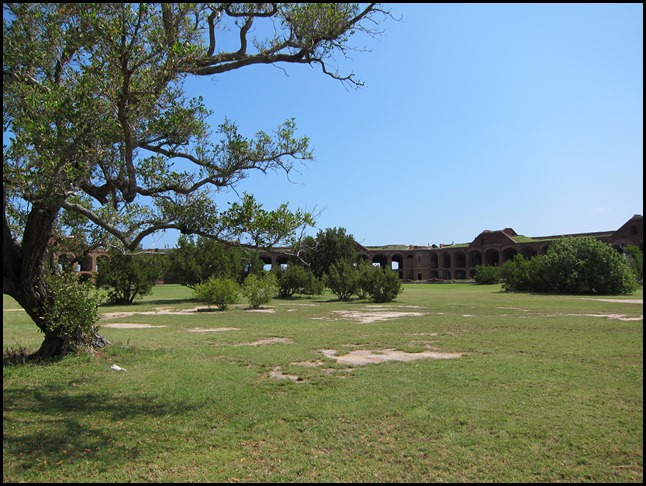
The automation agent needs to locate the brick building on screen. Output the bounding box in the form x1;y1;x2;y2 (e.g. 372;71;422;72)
258;214;643;282
70;214;642;282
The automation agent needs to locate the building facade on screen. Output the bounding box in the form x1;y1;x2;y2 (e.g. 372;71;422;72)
258;214;643;282
68;214;643;282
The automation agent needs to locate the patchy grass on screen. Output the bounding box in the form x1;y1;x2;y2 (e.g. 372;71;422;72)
3;284;643;482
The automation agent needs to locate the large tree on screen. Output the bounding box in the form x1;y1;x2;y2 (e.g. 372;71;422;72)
3;3;390;359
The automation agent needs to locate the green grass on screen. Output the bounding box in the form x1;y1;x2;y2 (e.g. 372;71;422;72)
3;284;643;482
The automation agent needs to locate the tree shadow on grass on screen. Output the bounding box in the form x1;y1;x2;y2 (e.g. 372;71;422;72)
3;382;201;478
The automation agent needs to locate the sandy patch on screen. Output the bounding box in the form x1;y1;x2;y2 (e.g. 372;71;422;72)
3;308;25;312
235;337;293;346
101;308;203;319
331;310;426;324
268;367;304;382
187;327;240;333
102;323;166;329
320;347;462;365
551;313;642;321
246;308;276;313
585;298;643;304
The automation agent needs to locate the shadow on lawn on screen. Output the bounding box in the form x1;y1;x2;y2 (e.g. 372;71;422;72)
3;382;200;475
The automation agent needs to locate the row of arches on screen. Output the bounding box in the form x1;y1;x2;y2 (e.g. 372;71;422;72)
256;245;550;281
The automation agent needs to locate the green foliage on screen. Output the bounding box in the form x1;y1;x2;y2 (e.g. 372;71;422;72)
357;263;403;303
297;227;362;279
96;250;168;305
474;265;501;285
42;271;102;341
193;277;240;310
501;255;548;293
242;273;279;308
540;237;638;295
4;2;389;355
324;260;359;301
274;265;323;298
167;235;263;287
622;245;643;281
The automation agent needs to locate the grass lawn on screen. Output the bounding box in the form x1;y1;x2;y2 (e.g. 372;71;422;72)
3;283;643;482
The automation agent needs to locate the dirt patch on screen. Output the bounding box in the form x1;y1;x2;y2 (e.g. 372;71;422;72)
102;323;166;329
585;298;643;304
101;308;203;319
235;337;293;346
268;367;304;382
330;310;426;324
320;347;462;365
550;313;642;321
187;327;240;333
246;308;276;313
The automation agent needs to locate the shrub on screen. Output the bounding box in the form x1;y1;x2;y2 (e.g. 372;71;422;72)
194;277;240;310
274;265;322;298
359;264;403;303
324;260;359;300
501;255;548;293
623;245;643;282
540;236;638;295
242;273;278;308
474;265;501;285
43;271;102;342
96;250;167;305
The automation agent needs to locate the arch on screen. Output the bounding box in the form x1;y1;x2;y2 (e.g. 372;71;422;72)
372;254;389;269
455;269;466;280
540;245;550;255
260;255;273;271
485;249;499;266
442;270;451;279
521;247;538;258
430;253;439;269
431;270;439;279
469;250;482;267
276;255;289;270
455;251;466;268
502;247;517;263
391;253;403;271
442;253;451;268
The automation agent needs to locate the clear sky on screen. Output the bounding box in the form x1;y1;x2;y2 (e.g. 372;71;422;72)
145;3;643;249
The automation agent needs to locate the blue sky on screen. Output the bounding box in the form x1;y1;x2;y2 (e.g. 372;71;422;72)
143;3;643;249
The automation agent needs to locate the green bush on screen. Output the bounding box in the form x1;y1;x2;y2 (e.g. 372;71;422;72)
43;271;102;341
358;264;403;303
623;245;643;282
274;265;322;298
540;236;638;295
501;255;548;293
96;250;167;305
242;273;278;308
194;277;240;310
324;260;359;300
474;265;501;285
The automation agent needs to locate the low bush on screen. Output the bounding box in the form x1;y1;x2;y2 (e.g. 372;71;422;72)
194;277;240;310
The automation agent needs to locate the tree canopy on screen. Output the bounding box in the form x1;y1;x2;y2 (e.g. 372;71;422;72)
3;3;391;359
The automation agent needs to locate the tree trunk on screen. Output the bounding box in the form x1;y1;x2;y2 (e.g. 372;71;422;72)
3;201;110;361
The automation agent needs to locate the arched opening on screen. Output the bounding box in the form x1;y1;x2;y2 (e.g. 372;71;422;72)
442;253;451;268
391;254;403;272
372;254;388;269
522;247;537;258
469;251;482;267
455;252;466;268
485;249;499;266
502;248;517;263
276;255;289;270
260;255;273;271
430;253;439;269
